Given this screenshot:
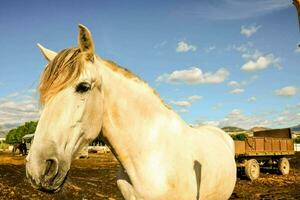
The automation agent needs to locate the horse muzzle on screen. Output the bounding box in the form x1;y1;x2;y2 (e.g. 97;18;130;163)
26;157;69;193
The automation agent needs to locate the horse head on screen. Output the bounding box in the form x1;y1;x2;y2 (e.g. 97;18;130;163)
26;25;104;192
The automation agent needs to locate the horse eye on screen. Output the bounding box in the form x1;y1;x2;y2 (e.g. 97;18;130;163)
76;82;91;93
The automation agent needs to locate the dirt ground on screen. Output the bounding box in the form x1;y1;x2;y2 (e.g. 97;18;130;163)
0;151;299;200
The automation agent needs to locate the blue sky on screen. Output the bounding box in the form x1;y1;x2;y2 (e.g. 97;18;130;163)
0;0;299;130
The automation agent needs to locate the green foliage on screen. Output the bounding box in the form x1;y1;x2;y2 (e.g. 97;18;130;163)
0;142;9;149
294;136;300;144
230;133;247;141
5;121;38;144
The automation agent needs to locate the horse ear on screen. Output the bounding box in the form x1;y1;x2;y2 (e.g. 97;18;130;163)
37;43;57;62
78;24;95;62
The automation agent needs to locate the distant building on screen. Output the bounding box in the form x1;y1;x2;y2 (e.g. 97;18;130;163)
293;131;300;135
292;131;300;139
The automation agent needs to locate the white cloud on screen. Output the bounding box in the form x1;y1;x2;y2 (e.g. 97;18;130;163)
270;106;300;126
171;95;202;107
231;43;281;71
205;45;216;53
227;81;240;88
178;108;189;113
275;86;298;96
229;45;245;53
212;103;223;110
178;1;291;20
171;95;202;113
241;56;269;71
197;102;300;129
240;25;261;37
229;88;245;94
274;116;286;124
187;95;202;102
241;54;281;71
156;67;229;84
230;109;242;115
197;120;220;127
231;43;260;60
242;49;262;60
247;96;257;102
171;100;191;107
176;41;197;52
218;109;271;129
227;77;258;94
0;90;40;131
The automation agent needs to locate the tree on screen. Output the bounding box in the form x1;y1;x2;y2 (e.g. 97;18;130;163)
294;136;300;144
5;120;105;145
231;133;247;141
5;121;38;144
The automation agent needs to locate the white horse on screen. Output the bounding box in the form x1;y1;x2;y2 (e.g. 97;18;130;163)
26;24;236;200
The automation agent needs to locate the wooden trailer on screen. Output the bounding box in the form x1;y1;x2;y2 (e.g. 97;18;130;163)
234;128;295;180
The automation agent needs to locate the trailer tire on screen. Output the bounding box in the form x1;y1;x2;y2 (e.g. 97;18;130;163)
278;157;290;175
245;159;260;181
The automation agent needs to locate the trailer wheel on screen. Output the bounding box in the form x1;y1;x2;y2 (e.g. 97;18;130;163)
245;159;260;181
278;157;290;175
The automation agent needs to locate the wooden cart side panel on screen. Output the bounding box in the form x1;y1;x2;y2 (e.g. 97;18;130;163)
235;141;246;155
235;137;295;156
256;138;264;152
280;140;287;151
245;138;255;152
272;139;280;152
265;138;272;151
287;140;294;151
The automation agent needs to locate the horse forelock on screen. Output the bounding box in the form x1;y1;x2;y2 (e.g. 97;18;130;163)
39;48;84;105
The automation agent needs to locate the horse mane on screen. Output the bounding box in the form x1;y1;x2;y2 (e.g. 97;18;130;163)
39;48;84;105
39;48;170;109
103;60;171;109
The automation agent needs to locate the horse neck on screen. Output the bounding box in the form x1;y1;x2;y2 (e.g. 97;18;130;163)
97;59;184;166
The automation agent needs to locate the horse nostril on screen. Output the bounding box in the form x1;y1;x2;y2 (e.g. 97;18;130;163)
44;158;58;180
